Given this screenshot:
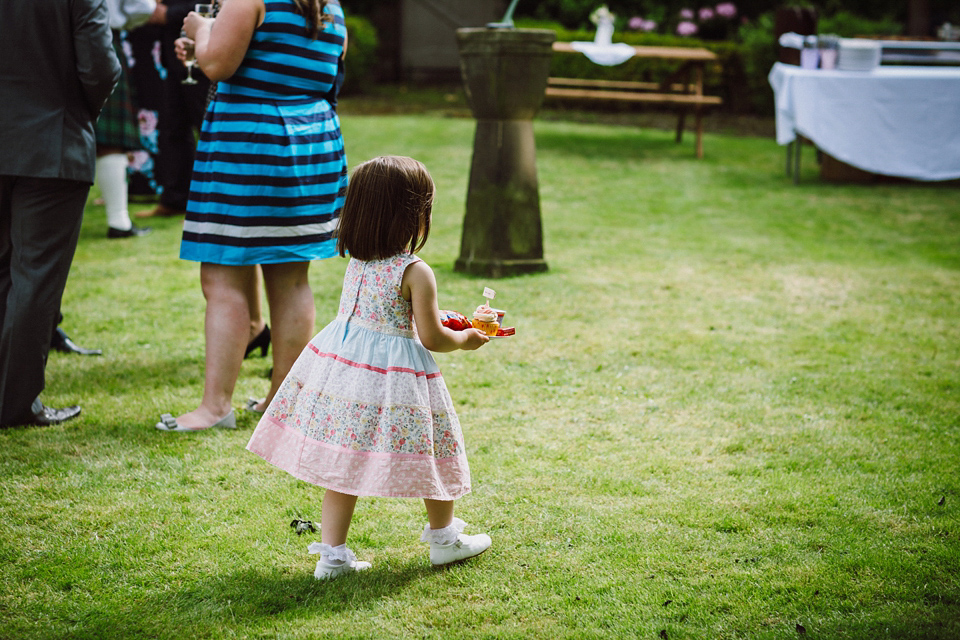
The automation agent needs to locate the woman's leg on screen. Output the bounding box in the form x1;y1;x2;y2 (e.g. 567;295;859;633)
173;263;255;428
245;265;267;342
258;262;315;409
321;489;358;547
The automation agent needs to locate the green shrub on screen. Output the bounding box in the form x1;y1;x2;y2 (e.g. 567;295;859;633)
818;10;902;37
736;12;778;116
343;14;378;94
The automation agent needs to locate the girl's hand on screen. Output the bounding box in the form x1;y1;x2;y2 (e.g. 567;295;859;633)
174;37;195;64
460;328;491;351
403;261;490;353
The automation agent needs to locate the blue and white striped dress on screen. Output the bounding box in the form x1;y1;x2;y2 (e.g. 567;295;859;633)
180;0;347;265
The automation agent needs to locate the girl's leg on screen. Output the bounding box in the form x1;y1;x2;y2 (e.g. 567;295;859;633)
421;499;491;566
313;490;370;579
172;264;256;428
321;489;358;546
258;262;315;410
424;499;454;530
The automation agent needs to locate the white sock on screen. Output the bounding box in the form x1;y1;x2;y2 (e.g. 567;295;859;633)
95;154;132;231
307;542;351;565
421;517;467;546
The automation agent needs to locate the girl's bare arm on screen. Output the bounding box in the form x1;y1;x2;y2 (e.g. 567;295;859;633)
403;261;489;353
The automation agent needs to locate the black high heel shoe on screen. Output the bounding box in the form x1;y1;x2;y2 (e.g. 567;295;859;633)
245;325;270;358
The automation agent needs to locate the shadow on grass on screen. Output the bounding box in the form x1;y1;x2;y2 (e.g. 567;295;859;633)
46;352;204;394
535;126;685;162
69;561;444;638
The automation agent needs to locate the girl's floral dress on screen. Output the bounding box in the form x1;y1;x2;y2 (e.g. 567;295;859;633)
247;253;471;499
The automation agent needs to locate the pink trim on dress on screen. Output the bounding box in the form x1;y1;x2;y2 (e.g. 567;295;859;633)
247;414;471;500
307;343;443;379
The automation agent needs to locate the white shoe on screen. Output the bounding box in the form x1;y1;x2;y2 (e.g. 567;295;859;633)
308;542;371;581
314;558;372;580
155;409;236;432
429;533;492;566
421;518;491;566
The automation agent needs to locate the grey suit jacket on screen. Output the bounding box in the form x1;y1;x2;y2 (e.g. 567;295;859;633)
0;0;121;184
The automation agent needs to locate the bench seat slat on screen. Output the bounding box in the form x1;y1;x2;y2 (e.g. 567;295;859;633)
545;86;723;106
549;77;689;92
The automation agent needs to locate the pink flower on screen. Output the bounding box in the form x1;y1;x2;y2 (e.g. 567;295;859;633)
122;40;134;67
699;7;715;21
138;109;158;135
630;16;657;32
679;8;694;20
715;2;737;18
676;20;698;36
129;150;150;171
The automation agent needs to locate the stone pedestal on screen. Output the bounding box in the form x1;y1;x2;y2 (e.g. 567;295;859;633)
454;28;555;278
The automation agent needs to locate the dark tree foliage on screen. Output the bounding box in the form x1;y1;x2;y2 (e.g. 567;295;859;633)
514;0;958;32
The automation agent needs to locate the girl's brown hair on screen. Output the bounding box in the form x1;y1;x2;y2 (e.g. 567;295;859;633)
336;156;435;261
292;0;334;39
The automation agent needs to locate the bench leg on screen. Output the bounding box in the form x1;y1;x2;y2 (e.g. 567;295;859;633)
694;110;704;159
675;111;686;144
793;136;802;184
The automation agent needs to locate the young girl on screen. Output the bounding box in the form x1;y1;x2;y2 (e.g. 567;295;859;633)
246;156;492;580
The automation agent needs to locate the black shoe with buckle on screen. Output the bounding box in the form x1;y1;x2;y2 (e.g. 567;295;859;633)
107;224;152;239
51;327;102;356
4;403;81;428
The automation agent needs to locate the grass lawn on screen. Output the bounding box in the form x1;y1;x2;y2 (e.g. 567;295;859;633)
1;109;958;639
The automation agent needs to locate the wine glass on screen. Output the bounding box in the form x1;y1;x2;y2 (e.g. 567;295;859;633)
181;4;215;85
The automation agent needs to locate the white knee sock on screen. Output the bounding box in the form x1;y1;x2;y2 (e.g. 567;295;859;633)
95;153;132;231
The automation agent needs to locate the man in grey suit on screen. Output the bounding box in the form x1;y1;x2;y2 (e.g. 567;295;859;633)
0;0;121;426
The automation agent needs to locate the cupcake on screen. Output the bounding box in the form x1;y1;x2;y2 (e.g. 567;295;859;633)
471;303;500;336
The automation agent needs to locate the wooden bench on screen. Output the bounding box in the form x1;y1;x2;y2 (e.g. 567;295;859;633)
546;41;723;158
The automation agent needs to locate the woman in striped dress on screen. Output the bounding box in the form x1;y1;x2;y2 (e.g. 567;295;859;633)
156;0;347;431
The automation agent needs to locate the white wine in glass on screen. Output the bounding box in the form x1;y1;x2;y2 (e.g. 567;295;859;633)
181;4;215;84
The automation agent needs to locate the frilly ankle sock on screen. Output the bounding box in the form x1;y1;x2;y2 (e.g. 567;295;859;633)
308;542;356;564
307;542;371;580
420;517;468;546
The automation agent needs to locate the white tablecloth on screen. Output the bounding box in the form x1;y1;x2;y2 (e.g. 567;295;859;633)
768;62;960;181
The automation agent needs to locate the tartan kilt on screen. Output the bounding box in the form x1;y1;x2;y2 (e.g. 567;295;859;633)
95;31;141;151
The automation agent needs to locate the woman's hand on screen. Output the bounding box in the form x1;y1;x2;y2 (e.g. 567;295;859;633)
148;3;167;25
181;11;211;40
189;0;264;83
174;37;195;64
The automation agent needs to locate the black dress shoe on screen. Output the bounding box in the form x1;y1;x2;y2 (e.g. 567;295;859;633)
245;325;271;358
51;327;102;356
107;224;152;239
6;403;81;427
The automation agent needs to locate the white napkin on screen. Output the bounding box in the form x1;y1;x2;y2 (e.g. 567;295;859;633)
570;41;636;66
778;32;806;50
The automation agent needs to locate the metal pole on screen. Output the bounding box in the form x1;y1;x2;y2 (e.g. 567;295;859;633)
487;0;521;28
